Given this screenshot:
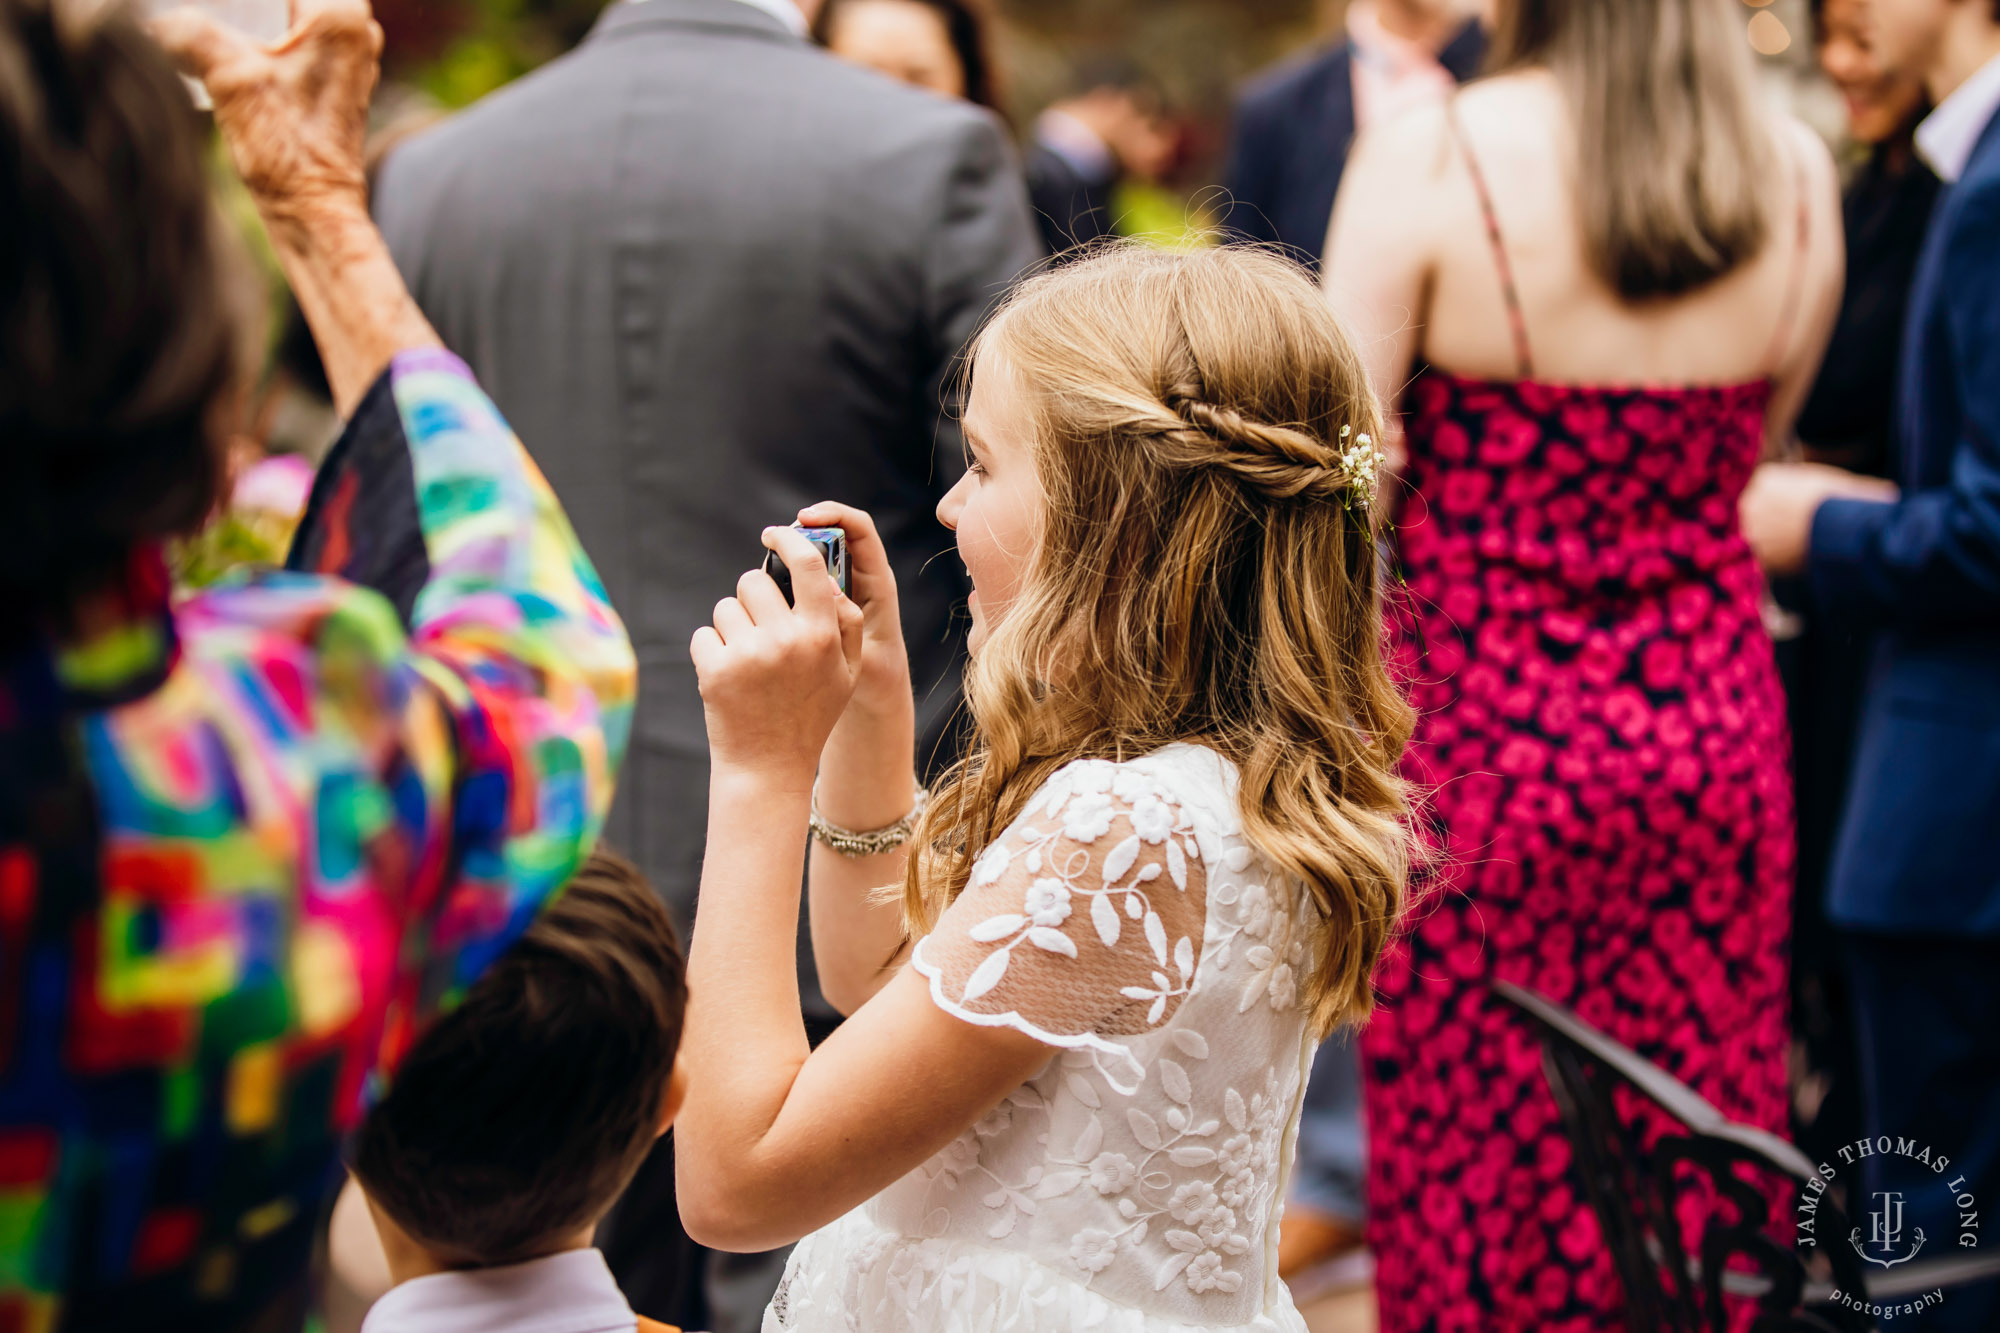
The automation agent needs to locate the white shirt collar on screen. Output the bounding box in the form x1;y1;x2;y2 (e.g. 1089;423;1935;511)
1916;50;2000;182
361;1249;637;1333
624;0;807;37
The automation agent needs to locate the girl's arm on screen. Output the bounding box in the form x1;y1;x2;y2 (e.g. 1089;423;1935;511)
679;529;1048;1251
795;503;924;1015
680;813;1050;1252
807;747;918;1016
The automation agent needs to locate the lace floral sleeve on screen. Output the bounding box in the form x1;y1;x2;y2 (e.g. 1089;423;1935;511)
913;759;1209;1050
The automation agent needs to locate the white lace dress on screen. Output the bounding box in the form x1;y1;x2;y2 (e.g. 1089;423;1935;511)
767;745;1321;1333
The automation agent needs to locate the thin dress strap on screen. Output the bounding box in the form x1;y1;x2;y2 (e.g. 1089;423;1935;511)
1447;98;1535;380
1761;142;1814;382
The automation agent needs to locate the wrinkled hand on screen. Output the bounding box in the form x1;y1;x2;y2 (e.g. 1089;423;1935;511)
151;0;380;229
1740;462;1900;576
693;527;867;785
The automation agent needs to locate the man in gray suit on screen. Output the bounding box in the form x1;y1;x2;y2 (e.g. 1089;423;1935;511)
372;0;1039;1324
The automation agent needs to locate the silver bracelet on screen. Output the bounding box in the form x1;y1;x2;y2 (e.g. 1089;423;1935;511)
810;786;928;858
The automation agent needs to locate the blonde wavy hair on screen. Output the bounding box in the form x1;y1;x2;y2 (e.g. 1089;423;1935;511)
903;245;1416;1036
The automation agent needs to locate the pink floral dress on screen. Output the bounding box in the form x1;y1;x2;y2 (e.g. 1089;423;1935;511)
1364;368;1796;1332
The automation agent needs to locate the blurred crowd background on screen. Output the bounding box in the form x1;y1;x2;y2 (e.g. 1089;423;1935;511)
358;0;1831;157
167;5;1945;1331
203;0;1837;506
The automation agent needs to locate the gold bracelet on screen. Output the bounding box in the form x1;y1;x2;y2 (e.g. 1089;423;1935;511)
810;787;928;858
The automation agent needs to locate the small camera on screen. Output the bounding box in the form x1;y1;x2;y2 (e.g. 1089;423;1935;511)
763;524;850;607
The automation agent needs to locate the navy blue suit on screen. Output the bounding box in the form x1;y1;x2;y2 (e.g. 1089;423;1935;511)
1219;22;1485;270
1808;104;2000;1331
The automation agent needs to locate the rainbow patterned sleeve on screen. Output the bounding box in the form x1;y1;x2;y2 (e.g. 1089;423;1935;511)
0;349;634;1326
280;346;639;1070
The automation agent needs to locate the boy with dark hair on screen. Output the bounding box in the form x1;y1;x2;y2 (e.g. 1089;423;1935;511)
351;849;687;1333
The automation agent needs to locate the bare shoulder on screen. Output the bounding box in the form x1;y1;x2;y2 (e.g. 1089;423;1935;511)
1770;115;1842;206
1347;75;1566;210
1773;112;1837;159
1770;116;1844;270
1781;113;1836;164
1329;105;1453;278
1345;100;1455;192
1449;72;1564;152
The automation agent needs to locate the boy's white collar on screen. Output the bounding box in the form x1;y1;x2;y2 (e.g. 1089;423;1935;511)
361;1248;638;1333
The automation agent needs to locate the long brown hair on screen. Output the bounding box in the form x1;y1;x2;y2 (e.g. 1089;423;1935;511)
1491;0;1775;299
904;246;1416;1036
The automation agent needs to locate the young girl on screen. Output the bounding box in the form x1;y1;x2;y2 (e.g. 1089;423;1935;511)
676;246;1412;1332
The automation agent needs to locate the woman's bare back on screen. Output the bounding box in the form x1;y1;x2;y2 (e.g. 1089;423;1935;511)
1327;71;1844;441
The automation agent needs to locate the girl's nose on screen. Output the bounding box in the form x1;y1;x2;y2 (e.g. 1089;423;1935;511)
937;473;969;532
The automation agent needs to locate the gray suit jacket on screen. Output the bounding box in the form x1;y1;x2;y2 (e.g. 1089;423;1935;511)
374;0;1040;1001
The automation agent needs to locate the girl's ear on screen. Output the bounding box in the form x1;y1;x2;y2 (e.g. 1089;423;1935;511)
658;1055;690;1137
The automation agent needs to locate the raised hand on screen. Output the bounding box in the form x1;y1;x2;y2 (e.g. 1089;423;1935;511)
150;0;380;230
692;526;868;787
151;0;431;415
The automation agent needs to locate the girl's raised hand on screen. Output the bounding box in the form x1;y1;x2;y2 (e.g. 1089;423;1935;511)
795;502;910;720
692;527;866;786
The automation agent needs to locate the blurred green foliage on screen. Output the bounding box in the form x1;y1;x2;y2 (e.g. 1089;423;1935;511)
169;510;297;589
422;32;531;106
1112;181;1218;251
377;0;1328;112
379;0;609;106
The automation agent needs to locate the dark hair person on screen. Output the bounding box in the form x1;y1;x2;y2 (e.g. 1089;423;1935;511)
1796;0;1941;476
1324;0;1856;1328
1780;0;1940;1176
813;0;1002;112
0;0;634;1323
355;848;686;1268
0;0;238;628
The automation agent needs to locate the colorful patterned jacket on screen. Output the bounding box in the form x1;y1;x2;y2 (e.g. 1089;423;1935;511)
0;350;635;1329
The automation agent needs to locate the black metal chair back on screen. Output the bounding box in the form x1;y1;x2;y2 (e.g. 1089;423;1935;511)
1491;981;1929;1333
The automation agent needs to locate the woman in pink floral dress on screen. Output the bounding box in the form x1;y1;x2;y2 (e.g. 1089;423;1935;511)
1322;0;1870;1329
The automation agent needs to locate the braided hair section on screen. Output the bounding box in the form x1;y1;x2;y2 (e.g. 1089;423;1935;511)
1161;383;1384;509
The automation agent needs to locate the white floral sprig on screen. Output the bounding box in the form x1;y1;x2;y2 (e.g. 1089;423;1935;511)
1337;425;1387;511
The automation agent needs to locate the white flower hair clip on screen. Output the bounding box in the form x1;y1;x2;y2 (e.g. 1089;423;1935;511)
1338;425;1387;511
